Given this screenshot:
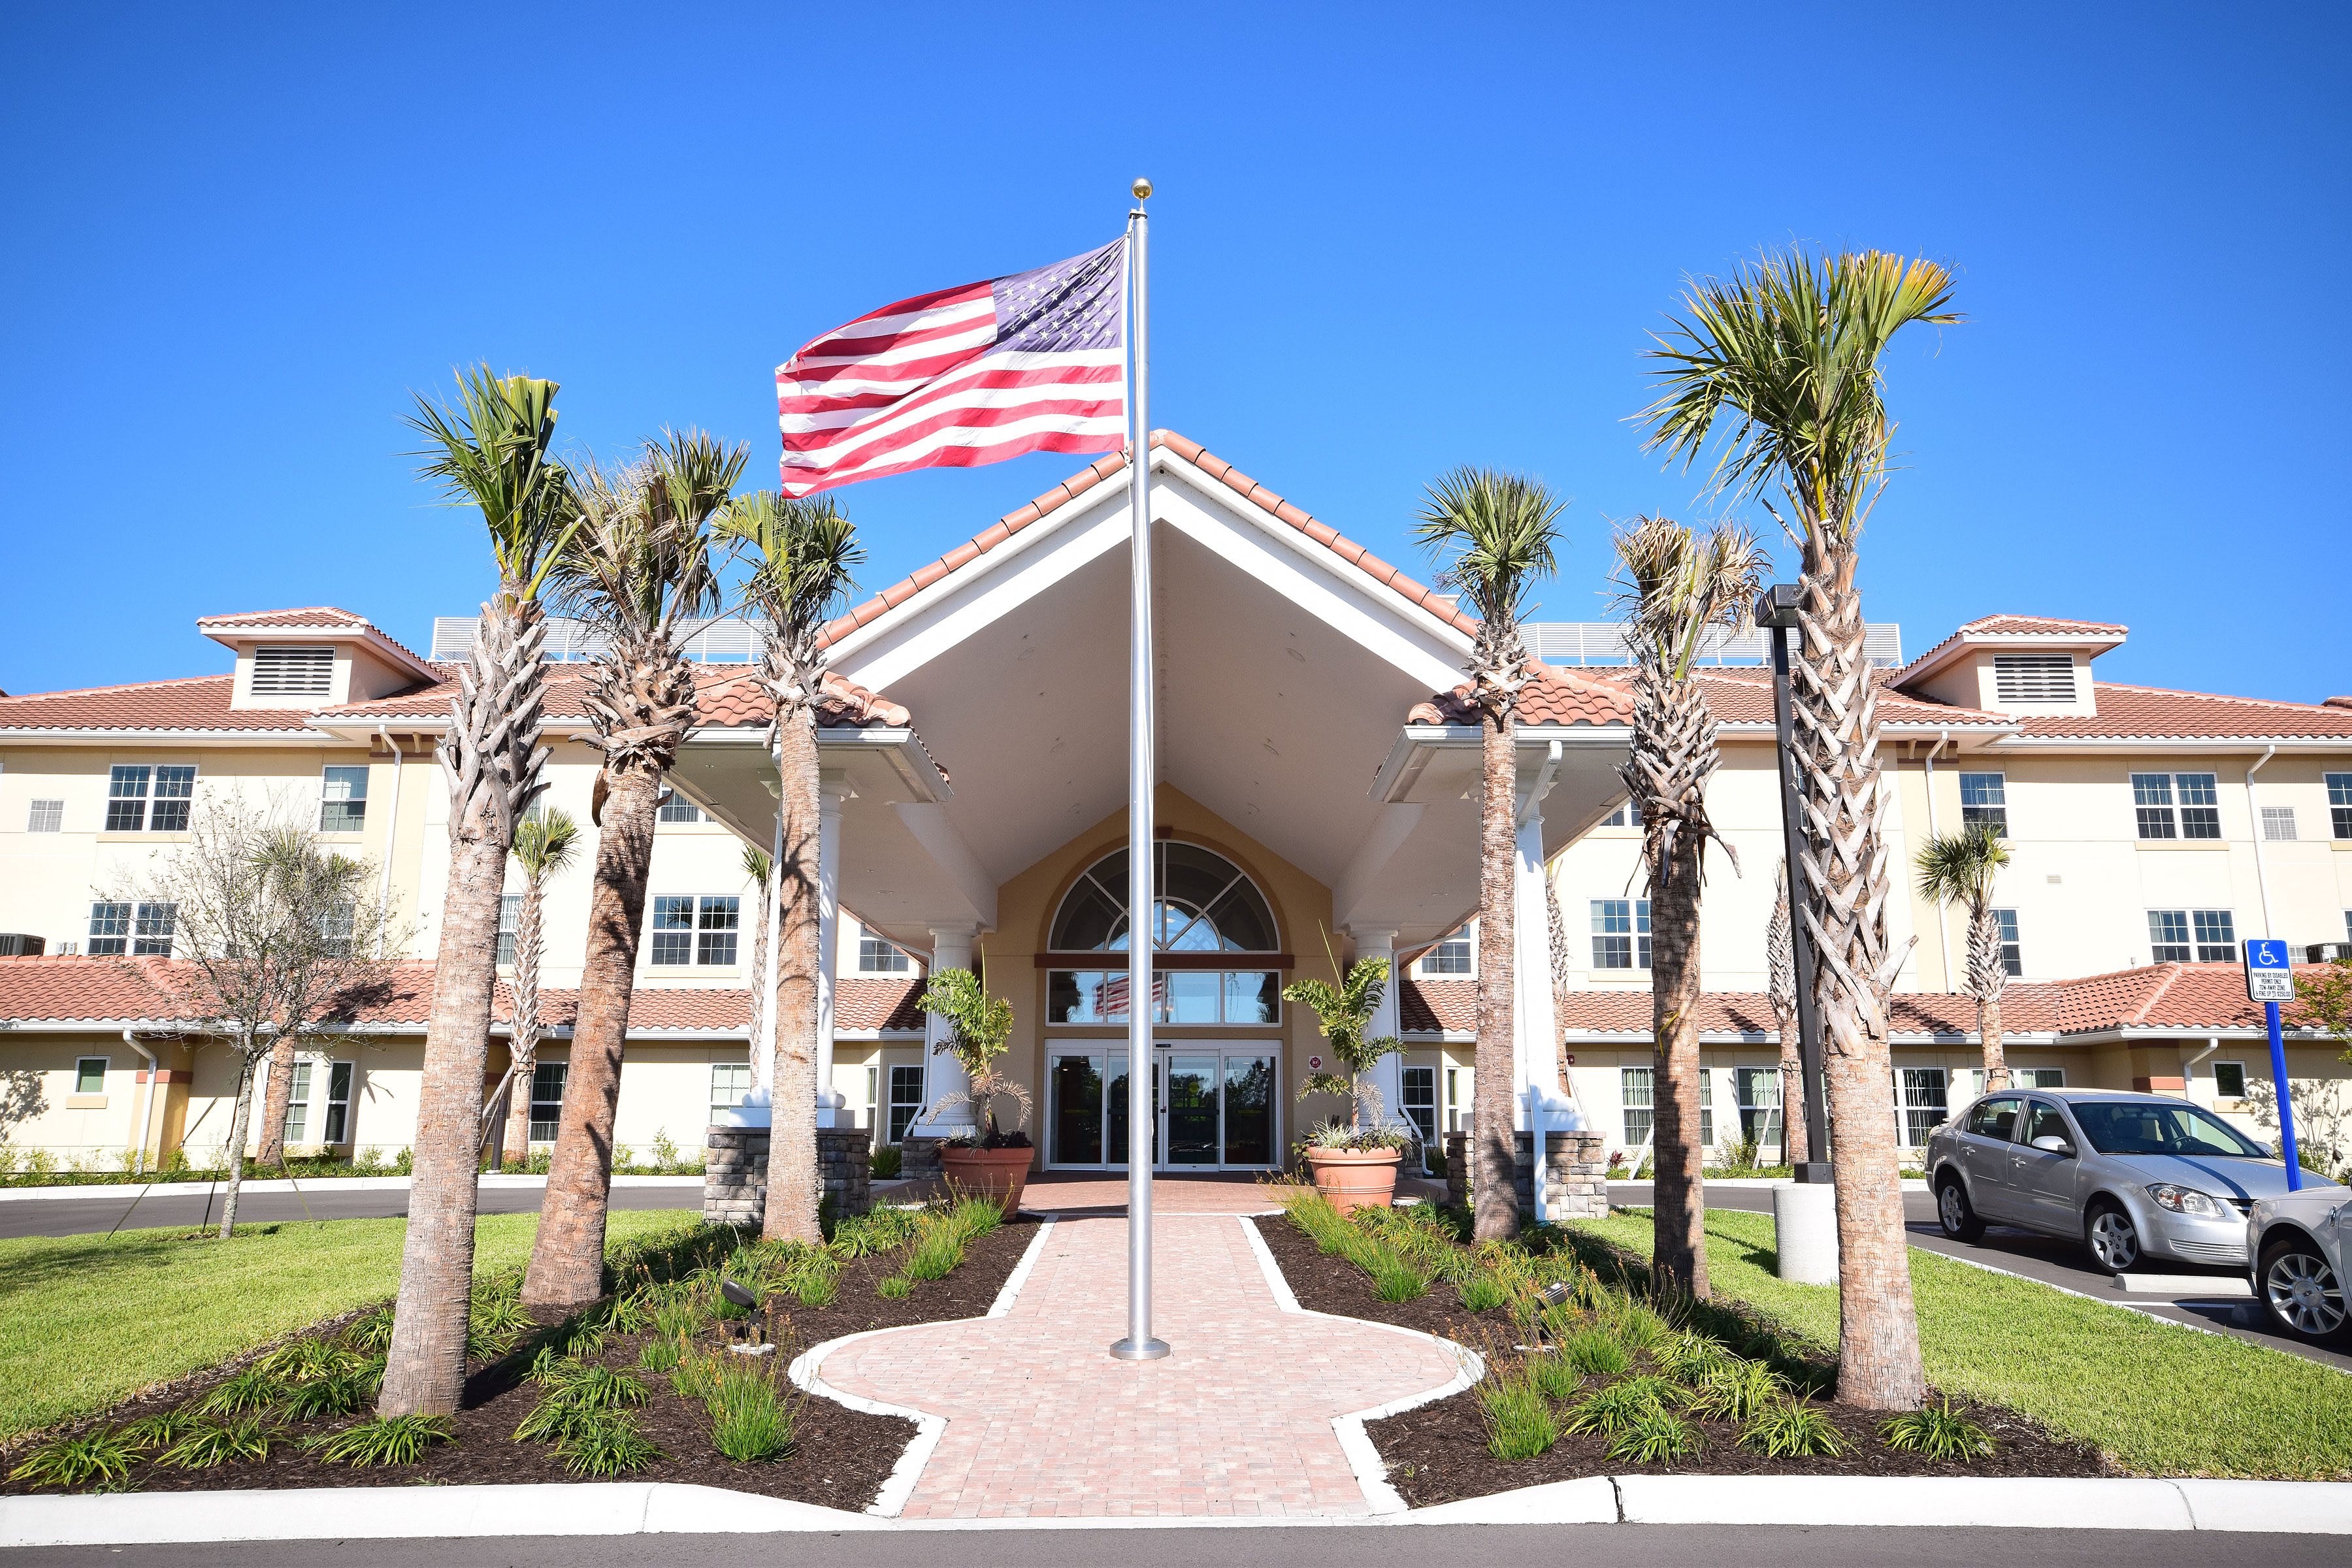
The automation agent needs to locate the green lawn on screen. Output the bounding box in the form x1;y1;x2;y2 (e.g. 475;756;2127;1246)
0;1210;696;1441
1576;1207;2352;1479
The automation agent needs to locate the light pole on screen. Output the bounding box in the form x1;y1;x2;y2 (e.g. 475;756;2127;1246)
1756;584;1831;1184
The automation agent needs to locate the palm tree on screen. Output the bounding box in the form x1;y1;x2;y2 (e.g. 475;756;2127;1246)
1609;516;1765;1301
1413;467;1565;1242
740;843;776;1104
500;808;581;1164
715;492;863;1245
1766;865;1808;1167
1916;823;2013;1095
1639;247;1958;1411
524;433;740;1313
378;367;578;1418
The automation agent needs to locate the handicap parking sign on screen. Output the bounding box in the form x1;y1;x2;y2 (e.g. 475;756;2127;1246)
2243;938;2295;1003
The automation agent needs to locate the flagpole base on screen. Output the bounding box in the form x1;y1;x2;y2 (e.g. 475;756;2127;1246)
1109;1337;1169;1362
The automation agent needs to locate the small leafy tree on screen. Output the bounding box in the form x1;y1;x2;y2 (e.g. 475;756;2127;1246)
1284;945;1407;1149
2292;957;2352;1064
916;959;1030;1147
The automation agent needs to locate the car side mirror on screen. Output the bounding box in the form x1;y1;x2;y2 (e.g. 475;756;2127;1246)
2031;1134;2074;1157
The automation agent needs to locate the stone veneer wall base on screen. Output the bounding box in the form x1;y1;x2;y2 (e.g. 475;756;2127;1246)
703;1124;874;1226
1444;1129;1607;1220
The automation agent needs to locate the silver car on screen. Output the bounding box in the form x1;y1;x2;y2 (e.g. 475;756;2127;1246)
1924;1088;2342;1277
2247;1186;2352;1343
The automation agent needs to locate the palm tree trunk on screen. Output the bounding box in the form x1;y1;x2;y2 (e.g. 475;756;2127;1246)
764;711;823;1243
747;862;774;1100
1648;827;1708;1300
1792;550;1926;1411
502;878;546;1164
255;1035;295;1166
1471;702;1520;1241
525;768;659;1313
379;596;547;1418
216;1049;257;1237
1969;900;2008;1093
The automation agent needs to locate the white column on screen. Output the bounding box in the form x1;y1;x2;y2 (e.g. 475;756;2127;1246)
1512;811;1563;1131
909;923;977;1137
1350;927;1411;1131
813;772;849;1128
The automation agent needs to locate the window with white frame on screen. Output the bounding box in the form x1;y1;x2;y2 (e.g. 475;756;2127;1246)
88;900;174;957
26;798;63;832
1599;797;1642;828
710;1062;753;1113
250;645;335;697
1733;1066;1780;1151
2010;1066;2066;1089
887;1063;925;1143
2132;772;2221;840
318;900;354;957
1993;908;2022;977
320;1061;353;1143
2259;806;2297;842
1419;934;1473;975
133;901;176;956
1621;1066;1654;1147
105;764;195;832
857;935;911;973
862;1066;880;1132
1993;655;2076;704
1591;900;1651;970
1897;1068;1949;1147
2148;907;2236;964
1401;1065;1437;1146
657;794;704;823
2212;1060;2247;1099
2330;774;2352;840
1959;772;2008;834
650;896;739;966
1699;1069;1714;1148
319;765;368;832
528;1061;568;1141
75;1056;107;1094
497;894;522;966
282;1060;316;1144
1445;1066;1465;1134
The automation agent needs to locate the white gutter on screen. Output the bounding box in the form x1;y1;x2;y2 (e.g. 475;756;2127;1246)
122;1029;159;1175
2246;745;2278;938
374;725;404;956
1921;728;1955;987
2183;1036;2222;1100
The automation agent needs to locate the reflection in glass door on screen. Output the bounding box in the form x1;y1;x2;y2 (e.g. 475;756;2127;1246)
1045;1045;1277;1170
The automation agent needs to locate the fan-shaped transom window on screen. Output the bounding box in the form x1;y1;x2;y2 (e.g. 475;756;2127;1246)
1049;841;1279;955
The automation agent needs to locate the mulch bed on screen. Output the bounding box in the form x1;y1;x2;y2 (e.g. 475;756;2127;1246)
1255;1215;2115;1507
2;1217;1039;1511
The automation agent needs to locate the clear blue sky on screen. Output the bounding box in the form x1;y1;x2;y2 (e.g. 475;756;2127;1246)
3;3;2346;701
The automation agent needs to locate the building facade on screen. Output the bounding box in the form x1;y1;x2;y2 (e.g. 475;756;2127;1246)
3;436;2349;1178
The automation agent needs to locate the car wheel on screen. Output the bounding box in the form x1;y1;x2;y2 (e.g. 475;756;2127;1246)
2258;1235;2349;1343
1936;1177;1985;1243
2085;1201;2141;1275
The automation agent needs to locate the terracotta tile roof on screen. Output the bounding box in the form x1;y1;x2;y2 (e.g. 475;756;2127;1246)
0;675;326;736
2010;683;2352;742
197;606;373;630
1404;665;2005;732
1897;613;2130;685
318;666;911;732
818;430;1480;649
1399;977;1475;1034
835;975;926;1031
1407;664;1635;727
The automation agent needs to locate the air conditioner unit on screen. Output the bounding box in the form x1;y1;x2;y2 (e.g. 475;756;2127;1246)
2308;943;2352;965
0;933;44;956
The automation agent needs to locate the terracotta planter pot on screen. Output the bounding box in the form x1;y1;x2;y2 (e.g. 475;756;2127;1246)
938;1144;1034;1218
1304;1146;1403;1216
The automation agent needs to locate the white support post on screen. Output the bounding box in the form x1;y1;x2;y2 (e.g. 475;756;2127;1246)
814;772;849;1128
1350;928;1410;1132
910;924;977;1137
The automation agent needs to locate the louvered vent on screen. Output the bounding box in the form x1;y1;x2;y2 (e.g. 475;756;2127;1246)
250;645;335;698
1993;655;2076;704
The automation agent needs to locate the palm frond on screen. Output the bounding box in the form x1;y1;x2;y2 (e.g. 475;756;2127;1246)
1410;467;1565;628
547;431;742;647
1609;516;1768;680
716;491;864;644
405;365;578;598
740;844;772;884
1913;822;2010;906
511;808;581;881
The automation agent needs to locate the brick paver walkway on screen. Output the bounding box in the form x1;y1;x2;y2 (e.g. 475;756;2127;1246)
811;1213;1469;1518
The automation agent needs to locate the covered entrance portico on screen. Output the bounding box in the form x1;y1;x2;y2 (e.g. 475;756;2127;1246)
670;432;1635;1162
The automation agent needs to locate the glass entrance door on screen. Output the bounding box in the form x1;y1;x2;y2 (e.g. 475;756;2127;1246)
1046;1044;1279;1170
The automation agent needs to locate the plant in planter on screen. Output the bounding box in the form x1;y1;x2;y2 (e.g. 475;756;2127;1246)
916;958;1034;1216
1284;945;1413;1214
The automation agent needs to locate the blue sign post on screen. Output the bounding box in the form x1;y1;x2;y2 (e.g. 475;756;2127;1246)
2242;938;2301;1192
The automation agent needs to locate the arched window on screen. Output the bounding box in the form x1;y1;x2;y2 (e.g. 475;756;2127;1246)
1049;841;1279;953
1045;842;1281;1026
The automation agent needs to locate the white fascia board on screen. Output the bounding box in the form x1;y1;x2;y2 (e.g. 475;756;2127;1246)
832;1030;926;1043
1371;723;1625;803
0;729;333;745
1986;735;2352;753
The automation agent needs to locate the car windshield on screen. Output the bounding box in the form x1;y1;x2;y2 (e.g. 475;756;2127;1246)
2070;1101;2266;1158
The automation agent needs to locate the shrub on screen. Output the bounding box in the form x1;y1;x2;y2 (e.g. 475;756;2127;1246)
903;1227;965;1281
555;1411;661;1476
870;1145;904;1179
668;1352;721;1405
7;1429;136;1488
830;1205;924;1258
1456;1273;1511;1313
1526;1351;1583;1402
119;1410;201;1451
706;1364;797;1463
1562;1376;1677;1437
1601;1298;1672;1353
638;1335;686;1374
1478;1373;1560;1460
944;1195;1003;1242
567;1366;650;1411
304;1414;453;1466
782;1250;840;1308
1686;1358;1787;1423
878;1274;913;1299
551;1312;608;1360
651;1298;706;1343
278;1367;377;1421
1880;1399;1995;1461
1369;1252;1429;1302
257;1338;356;1383
1739;1397;1848;1458
340;1305;397;1354
525;1346;590;1390
193;1368;286;1417
1607;1405;1703;1463
1561;1327;1632;1377
1654;1331;1740;1388
156;1416;274;1469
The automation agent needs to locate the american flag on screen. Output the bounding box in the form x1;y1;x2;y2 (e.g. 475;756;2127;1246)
775;238;1128;496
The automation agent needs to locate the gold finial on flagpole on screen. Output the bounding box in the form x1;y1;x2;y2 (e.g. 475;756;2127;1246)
1132;176;1152;201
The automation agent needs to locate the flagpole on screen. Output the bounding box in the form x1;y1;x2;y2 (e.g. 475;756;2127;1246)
1112;176;1168;1363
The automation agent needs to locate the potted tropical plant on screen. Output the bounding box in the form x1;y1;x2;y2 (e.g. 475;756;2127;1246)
916;959;1033;1217
1284;943;1413;1215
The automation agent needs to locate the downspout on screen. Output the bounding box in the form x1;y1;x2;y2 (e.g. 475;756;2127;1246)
1921;728;1954;987
373;726;404;957
2183;1036;2221;1103
123;1030;158;1175
2246;746;2278;938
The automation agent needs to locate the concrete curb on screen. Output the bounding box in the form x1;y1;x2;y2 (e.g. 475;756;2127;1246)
1607;1178;1932;1192
0;1174;704;1202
